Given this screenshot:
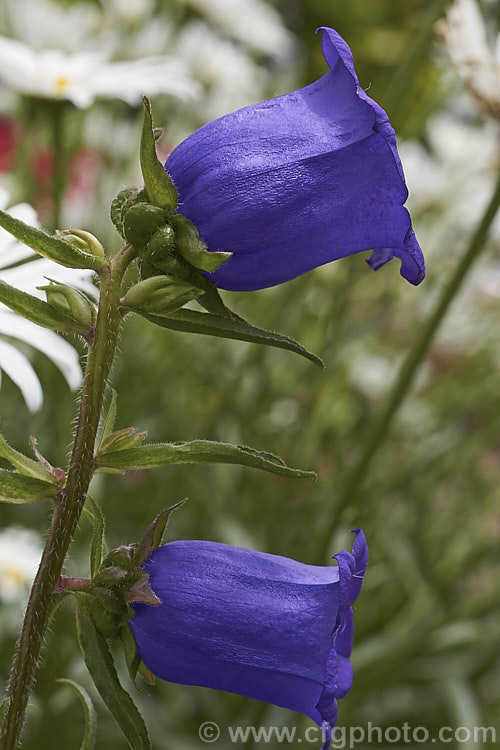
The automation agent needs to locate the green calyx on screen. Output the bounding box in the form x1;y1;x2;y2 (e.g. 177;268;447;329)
110;97;232;273
77;500;185;641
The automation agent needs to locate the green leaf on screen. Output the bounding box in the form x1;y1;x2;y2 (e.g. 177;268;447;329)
56;678;97;750
134;499;187;567
0;280;90;335
0;433;57;484
140;308;324;368
75;597;151;750
0;208;108;270
96;441;316;480
83;496;106;580
0;468;57;503
140;97;177;213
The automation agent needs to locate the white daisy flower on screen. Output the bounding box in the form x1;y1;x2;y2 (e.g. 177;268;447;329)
0;36;198;109
175;22;264;123
0;188;97;412
0;0;198;108
181;0;294;58
438;0;500;117
4;0;100;54
103;0;156;27
0;526;43;603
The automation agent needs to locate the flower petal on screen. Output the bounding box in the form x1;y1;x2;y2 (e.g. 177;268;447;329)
0;338;43;411
0;311;82;389
166;28;424;290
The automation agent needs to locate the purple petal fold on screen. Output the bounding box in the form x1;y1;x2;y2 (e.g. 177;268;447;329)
166;27;424;291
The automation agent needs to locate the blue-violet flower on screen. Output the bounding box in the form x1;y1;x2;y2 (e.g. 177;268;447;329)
166;27;424;291
130;530;368;750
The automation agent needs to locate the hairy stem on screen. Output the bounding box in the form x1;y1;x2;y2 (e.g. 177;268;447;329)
317;169;500;562
0;245;135;750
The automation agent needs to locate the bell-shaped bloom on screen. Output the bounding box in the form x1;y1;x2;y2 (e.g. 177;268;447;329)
166;27;424;292
130;530;368;749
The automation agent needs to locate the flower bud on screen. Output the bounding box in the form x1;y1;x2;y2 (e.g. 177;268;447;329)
98;427;147;454
58;229;105;259
123;275;203;315
122;202;168;250
38;281;96;329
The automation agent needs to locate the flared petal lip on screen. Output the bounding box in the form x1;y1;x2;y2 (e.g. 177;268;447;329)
314;529;368;742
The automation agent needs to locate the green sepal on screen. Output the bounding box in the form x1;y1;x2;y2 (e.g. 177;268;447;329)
111;188;138;238
75;596;151;749
140;307;324;369
98;428;147;455
55;678;97;750
143;224;175;264
121;625;143;691
170;214;231;272
99;389;118;448
122;275;204;316
137;662;155;686
0;433;57;484
0;208;108;270
142;252;190;280
96;441;316;480
82;496;106;580
141;97;178;213
0;468;58;503
133;500;187;568
0;279;91;336
123;203;168;251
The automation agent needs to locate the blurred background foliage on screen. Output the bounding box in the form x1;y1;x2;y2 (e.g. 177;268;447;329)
0;0;499;748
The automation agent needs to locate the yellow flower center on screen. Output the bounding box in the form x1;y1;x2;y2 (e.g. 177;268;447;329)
54;76;71;97
1;567;26;587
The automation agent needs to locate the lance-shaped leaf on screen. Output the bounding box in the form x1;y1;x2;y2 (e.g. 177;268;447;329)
140;307;324;368
0;468;57;503
96;441;316;480
76;597;151;750
0;280;90;335
56;678;97;750
0;433;57;483
141;97;177;213
0;209;108;270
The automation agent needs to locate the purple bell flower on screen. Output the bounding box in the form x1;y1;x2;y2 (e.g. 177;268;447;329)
166;27;424;292
130;530;368;750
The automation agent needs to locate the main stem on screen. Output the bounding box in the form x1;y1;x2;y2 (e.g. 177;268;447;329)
0;245;134;750
317;168;500;563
